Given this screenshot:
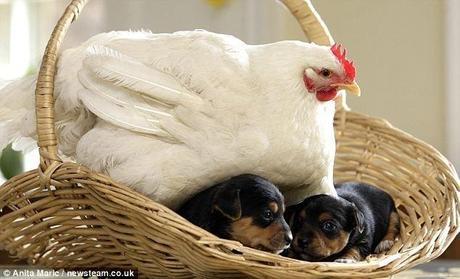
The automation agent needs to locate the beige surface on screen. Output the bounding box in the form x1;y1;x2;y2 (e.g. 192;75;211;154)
281;0;446;153
396;260;460;278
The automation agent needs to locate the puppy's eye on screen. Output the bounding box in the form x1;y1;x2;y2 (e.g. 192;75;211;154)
320;68;332;78
262;210;273;221
321;221;337;233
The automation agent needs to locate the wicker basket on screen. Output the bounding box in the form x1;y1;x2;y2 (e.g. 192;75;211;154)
0;0;459;278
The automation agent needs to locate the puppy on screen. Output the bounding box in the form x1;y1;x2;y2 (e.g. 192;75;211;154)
178;174;292;254
285;182;399;262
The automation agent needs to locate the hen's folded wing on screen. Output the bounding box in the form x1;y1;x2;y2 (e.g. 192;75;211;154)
78;45;210;143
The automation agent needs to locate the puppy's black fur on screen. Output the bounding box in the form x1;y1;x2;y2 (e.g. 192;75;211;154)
285;182;399;262
178;174;292;253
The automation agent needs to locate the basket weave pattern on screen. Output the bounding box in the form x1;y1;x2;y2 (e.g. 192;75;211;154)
0;0;459;278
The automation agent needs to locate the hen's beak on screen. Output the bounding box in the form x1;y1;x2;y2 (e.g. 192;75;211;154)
332;81;361;96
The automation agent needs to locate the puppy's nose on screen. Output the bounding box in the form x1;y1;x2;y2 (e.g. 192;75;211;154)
299;238;309;249
285;231;293;245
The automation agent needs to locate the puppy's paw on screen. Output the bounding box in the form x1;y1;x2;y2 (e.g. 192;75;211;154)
334;258;357;264
374;239;394;254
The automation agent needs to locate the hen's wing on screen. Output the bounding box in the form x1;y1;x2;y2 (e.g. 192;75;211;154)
78;45;215;145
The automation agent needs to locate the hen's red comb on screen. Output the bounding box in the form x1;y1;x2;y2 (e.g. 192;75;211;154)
331;43;356;81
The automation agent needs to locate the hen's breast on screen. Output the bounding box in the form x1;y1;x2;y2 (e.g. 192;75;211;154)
252;99;336;189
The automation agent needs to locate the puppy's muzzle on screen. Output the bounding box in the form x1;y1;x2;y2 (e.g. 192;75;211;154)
268;218;292;253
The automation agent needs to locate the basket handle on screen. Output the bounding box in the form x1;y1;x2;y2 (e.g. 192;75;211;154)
34;0;344;171
35;0;89;170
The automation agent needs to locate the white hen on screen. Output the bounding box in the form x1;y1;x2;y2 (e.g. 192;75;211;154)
0;30;360;209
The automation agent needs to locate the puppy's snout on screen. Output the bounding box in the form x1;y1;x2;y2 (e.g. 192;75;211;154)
280;217;292;246
285;231;293;245
298;237;309;249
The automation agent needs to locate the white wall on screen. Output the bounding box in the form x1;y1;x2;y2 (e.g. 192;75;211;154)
446;0;460;170
55;0;285;48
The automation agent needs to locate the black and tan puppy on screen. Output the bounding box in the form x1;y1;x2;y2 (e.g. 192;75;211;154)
178;174;292;254
285;182;399;262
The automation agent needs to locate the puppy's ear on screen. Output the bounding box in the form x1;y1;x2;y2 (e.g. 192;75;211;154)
213;186;242;220
351;203;365;233
285;203;304;229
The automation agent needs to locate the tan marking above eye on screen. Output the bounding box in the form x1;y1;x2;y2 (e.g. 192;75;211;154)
269;202;279;214
318;212;333;222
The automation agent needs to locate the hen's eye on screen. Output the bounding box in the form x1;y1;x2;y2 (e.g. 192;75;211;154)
320;68;331;78
321;221;337;233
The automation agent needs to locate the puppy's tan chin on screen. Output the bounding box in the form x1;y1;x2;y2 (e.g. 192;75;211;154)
252;238;290;254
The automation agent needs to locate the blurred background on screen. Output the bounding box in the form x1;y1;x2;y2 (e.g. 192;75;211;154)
0;0;459;273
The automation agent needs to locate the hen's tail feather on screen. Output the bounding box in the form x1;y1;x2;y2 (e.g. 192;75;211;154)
0;75;37;153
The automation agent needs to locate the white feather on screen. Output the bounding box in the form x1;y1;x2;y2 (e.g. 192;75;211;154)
0;76;37;152
82;45;202;107
78;45;216;143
